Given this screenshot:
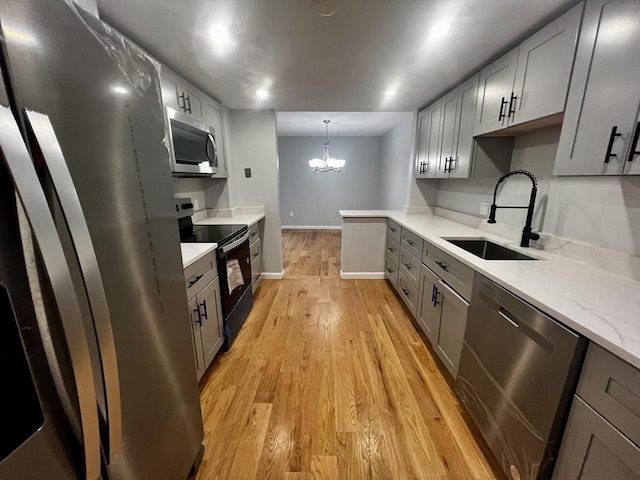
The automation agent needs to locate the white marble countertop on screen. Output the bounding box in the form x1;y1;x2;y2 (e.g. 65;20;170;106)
340;210;640;368
180;243;217;269
195;213;265;227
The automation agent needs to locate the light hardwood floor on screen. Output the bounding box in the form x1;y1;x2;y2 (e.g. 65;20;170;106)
195;230;501;480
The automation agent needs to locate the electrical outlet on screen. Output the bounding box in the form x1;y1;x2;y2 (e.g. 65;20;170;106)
289;211;294;217
193;199;199;210
479;202;490;215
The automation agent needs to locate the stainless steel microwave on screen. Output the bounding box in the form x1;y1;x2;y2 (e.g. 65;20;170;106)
167;107;219;177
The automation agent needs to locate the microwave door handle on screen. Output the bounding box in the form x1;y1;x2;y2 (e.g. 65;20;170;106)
206;133;218;169
24;110;122;461
0;106;101;480
221;231;250;253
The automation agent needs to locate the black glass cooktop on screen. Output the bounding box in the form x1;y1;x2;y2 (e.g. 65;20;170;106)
180;224;248;246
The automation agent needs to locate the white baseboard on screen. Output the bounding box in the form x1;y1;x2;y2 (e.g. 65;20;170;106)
281;225;342;230
340;271;386;280
261;270;285;280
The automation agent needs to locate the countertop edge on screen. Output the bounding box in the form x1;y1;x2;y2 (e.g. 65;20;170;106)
195;213;265;227
180;243;217;269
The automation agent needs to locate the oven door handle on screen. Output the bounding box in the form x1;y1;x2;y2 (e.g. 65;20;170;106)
221;231;250;253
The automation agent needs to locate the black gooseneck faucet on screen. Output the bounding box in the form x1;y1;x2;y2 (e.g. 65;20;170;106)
488;169;540;247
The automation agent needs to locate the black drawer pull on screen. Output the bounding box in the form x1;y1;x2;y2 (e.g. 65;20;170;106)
401;288;410;296
386;268;393;273
252;252;260;258
435;261;448;271
250;231;258;237
406;240;415;246
604;125;622;163
628;121;640;163
389;227;397;233
403;263;412;270
388;247;395;252
188;274;203;288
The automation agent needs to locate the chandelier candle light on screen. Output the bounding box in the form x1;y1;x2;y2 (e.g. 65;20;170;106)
309;120;346;172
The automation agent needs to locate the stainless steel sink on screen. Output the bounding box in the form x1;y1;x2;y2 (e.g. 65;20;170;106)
444;238;537;261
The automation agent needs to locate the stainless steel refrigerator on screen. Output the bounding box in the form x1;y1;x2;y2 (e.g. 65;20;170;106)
0;1;204;479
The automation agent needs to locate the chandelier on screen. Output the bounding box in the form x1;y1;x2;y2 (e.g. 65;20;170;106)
308;120;346;172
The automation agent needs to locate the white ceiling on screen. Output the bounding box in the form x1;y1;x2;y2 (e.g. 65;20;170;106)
97;0;577;112
277;111;413;136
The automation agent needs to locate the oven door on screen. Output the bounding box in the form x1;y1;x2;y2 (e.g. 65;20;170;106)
167;108;218;177
218;231;252;317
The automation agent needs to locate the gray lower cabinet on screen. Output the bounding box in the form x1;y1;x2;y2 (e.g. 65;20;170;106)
185;252;224;381
189;279;224;382
249;223;262;293
417;264;469;378
554;0;640;176
553;397;640;479
554;343;640;478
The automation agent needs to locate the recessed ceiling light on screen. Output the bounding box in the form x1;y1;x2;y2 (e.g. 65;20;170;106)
384;89;397;97
209;23;232;50
256;89;269;99
429;20;450;40
111;85;129;96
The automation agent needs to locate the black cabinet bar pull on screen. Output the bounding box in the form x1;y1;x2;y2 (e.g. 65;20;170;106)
508;92;518;119
604;125;622;163
627;122;640;163
403;263;412;270
433;286;440;307
401;288;409;295
178;92;187;112
185;94;192;114
498;97;508;122
444;157;450;173
435;261;448;271
187;274;203;288
431;284;437;303
199;300;208;320
193;307;202;326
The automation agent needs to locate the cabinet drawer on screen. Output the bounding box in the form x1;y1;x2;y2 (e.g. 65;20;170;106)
185;252;218;301
251;256;262;292
386;219;401;244
401;228;423;260
554;396;640;479
385;236;400;264
577;343;640;447
249;223;260;245
399;247;420;290
422;241;474;301
384;253;399;289
398;272;419;318
250;240;261;264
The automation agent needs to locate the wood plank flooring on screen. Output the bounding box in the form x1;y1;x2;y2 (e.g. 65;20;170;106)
196;230;501;480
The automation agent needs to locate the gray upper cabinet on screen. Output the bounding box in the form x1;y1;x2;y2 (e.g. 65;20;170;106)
474;4;582;136
437;89;459;178
474;49;519;136
415;100;441;178
511;4;582;126
160;66;205;122
554;0;640;176
449;75;479;178
204;100;228;178
160;69;183;113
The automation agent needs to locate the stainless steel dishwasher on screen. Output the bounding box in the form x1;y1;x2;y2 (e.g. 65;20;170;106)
456;274;586;480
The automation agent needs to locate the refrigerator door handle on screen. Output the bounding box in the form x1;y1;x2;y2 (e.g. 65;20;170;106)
0;105;101;480
24;110;122;461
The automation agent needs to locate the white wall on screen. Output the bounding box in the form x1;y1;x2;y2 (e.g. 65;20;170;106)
278;136;383;227
173;178;206;211
435;128;640;256
379;117;414;210
226;109;284;274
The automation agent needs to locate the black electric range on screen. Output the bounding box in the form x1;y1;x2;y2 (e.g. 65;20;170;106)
179;223;248;245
